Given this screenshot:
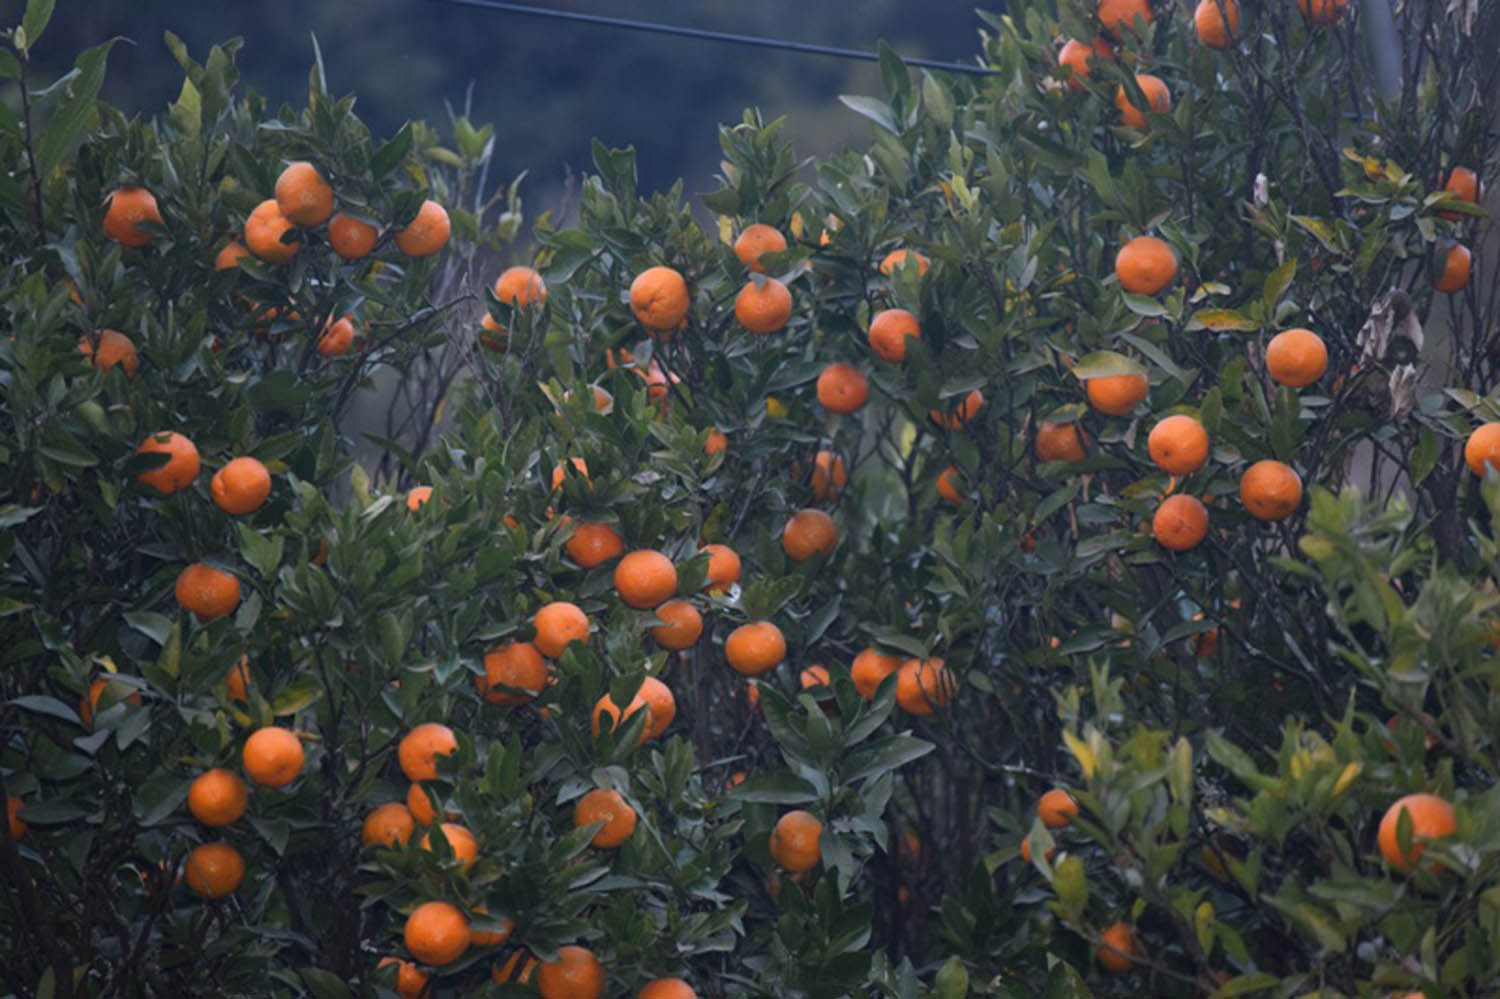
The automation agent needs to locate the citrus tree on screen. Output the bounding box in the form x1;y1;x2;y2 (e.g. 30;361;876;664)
2;0;1499;996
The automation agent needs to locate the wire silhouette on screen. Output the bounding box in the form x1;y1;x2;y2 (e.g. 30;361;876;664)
428;0;997;77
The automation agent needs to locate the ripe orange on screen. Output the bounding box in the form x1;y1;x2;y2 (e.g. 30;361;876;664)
1115;235;1178;294
407;783;440;826
406;485;434;511
816;363;870;413
419;822;478;868
175;563;242;622
1035;421;1088;462
1378;793;1456;869
469;909;515;948
615;550;679;609
211;457;272;515
734;277;793;334
745;681;761;714
136;431;201;495
188;768;249;827
593;676;676;742
226;656;251;702
567;523;626;569
783;508;839;561
215;241;251;270
1086;373;1149;416
104;187;163;247
1298;0;1347;23
244;199;300;264
1098;0;1152;38
362;802;416;848
1038;789;1079;829
493;952;538;985
725;621;787;676
536;945;605;999
80;676;142;726
770;810;823;872
651;599;703;650
1096;922;1139;973
930;390;985;430
1239;460;1302;521
868;308;921;362
734;224;787;273
1435;243;1471;293
6;795;23;840
243;726;305;787
318;314;357;357
328;214;378;259
574;788;638;848
639;978;696;999
1265;329;1328;387
1439;166;1479;220
551;456;591;491
534;601;590;658
1057;37;1113;89
810;450;848;501
1193;0;1239;48
799;665;831;692
495;266;548;307
78;329;139;377
404;901;469;966
1464;423;1500;477
702;544;742;593
377;957;430;999
851;648;901;699
630;266;691;331
1154;494;1210;551
704;428;728;455
896;658;954;716
1147;415;1210;475
1020;836;1057;864
879;248;930;277
399;723;459;782
395;200;450;256
478;641;550;706
184;842;245;899
274;162;334;227
936;465;964;505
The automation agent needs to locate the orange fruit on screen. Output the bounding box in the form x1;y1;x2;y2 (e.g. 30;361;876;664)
406;485;433;511
725;621;787;676
478;641;549;706
930;390;985;430
395;200;450;256
879;248;930;277
215;241;251;270
536;945;605;999
936;465;964;505
817;363;870;413
404;901;469;966
318;314;356;358
1464;422;1500;476
1265;328;1328;387
78;329;139;377
244;199;300;264
407;783;440;826
639;978;695;999
1039;789;1079;829
328;214;378;259
377;956;430;998
651;599;703;650
1154;494;1210;551
734;277;793;334
184;842;245;899
1378;792;1456;869
104;187;163;247
1057;37;1113;89
769;810;823;872
734;223;788;273
362;802;416;847
551;456;591;491
851;648;901;700
593;676;676;742
810;450;847;501
1020;836;1057;863
469;909;515;948
211;457;272;515
274;161;334;227
868;308;921;362
614;550;679;609
175;563;241;622
1086;373;1149;416
495;265;548;307
418;822;478;868
630;266;691;331
493;952;538;985
1435;243;1471;293
1193;0;1238;48
745;681;761;713
226;656;251;702
1035;421;1088;462
1298;0;1347;23
1115;234;1177;294
188;768;249;827
1239;460;1302;521
896;657;954;716
574;788;638;848
243;726;305;788
136;431;201;495
80;676;142;726
704;428;728;455
782;508;839;561
1439;166;1480;220
1096;922;1139;973
1147;415;1210;476
398;723;459;782
1098;0;1152;38
6;795;23;840
534;601;590;658
702;544;742;593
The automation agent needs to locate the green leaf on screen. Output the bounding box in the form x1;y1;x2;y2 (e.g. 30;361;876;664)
838;95;899;134
270;677;323;716
38;39;118;178
22;0;55;53
1069;351;1147;380
1208;973;1280;998
1121;293;1167;317
10;694;80;724
841;734;933;784
1186;309;1258;332
1261;259;1297;315
122;611;173;646
371;122;413;180
296;969;349;999
725;771;819;804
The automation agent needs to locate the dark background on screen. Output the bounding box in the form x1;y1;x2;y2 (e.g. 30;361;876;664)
19;1;992;204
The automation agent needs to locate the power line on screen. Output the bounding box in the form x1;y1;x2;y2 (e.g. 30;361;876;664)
428;0;997;77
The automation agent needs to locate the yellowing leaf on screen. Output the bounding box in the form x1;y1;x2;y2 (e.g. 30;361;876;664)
1063;728;1098;779
1333;762;1362;796
718;214;733;246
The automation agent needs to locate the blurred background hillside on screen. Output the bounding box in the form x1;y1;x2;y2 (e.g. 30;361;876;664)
28;1;990;206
